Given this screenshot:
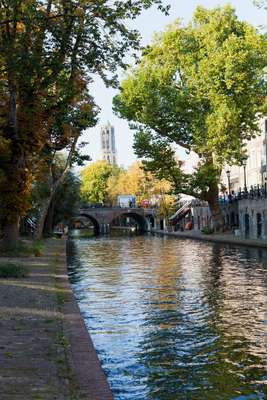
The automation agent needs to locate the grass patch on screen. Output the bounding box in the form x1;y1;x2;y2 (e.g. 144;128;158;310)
0;263;29;278
4;351;13;359
56;291;65;306
56;333;70;349
201;226;215;235
0;240;44;257
32;240;44;257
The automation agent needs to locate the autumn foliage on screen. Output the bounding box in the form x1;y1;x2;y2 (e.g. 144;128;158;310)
0;0;167;245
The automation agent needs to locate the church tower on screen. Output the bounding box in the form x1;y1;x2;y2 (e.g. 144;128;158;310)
100;122;117;165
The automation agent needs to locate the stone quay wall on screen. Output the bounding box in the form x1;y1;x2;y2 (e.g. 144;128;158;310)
156;198;267;240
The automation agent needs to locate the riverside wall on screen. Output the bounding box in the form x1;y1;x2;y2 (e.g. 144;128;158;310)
61;239;113;400
151;228;267;250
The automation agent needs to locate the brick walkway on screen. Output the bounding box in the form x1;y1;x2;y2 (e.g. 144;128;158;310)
0;239;112;400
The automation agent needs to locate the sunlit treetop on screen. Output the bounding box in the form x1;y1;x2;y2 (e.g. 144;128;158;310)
113;5;267;229
115;5;267;165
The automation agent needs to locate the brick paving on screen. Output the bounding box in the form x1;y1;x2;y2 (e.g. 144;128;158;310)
0;239;113;400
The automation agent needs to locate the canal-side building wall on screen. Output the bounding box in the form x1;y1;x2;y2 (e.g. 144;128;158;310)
189;202;212;231
219;198;267;240
221;117;267;192
219;116;267;239
237;199;267;239
165;117;267;238
164;198;267;240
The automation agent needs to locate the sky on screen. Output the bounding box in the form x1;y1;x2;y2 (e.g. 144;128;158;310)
79;0;266;169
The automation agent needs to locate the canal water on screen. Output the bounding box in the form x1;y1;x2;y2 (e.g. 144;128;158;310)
67;235;267;400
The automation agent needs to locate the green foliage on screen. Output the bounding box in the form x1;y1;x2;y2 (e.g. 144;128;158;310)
28;154;81;235
30;154;71;214
133;130;184;192
80;160;121;204
0;240;43;257
52;171;81;225
186;161;222;200
114;5;267;206
0;263;29;278
253;0;267;9
0;0;167;242
32;240;44;257
201;226;215;235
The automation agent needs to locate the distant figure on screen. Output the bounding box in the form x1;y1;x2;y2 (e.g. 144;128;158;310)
129;200;133;208
54;223;64;238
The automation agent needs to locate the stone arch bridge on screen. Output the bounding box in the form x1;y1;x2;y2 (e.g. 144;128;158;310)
74;207;156;234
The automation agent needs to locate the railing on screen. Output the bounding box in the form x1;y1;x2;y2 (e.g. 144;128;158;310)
219;184;267;204
170;200;192;221
20;217;37;236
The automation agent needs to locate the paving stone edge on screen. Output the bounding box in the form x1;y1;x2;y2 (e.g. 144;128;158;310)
56;239;113;400
152;229;267;249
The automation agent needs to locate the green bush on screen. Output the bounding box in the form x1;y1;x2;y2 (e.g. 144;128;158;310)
0;263;29;278
0;241;31;256
0;240;44;257
201;226;214;235
32;240;44;257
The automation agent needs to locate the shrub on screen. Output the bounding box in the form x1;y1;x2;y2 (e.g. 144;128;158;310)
201;226;214;235
32;241;44;257
0;263;29;278
0;240;44;257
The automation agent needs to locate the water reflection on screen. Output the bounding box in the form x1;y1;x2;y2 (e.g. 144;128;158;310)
68;235;267;400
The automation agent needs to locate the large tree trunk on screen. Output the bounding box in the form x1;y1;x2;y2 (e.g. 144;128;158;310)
35;197;52;240
35;191;57;239
0;152;32;250
35;178;66;240
1;216;20;249
34;136;79;240
44;196;55;236
208;197;225;231
206;181;224;231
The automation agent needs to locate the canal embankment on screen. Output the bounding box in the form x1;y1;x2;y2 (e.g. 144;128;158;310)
0;238;112;400
67;234;267;399
152;228;267;249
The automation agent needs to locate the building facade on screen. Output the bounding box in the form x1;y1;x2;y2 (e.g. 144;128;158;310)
222;117;267;193
100;122;117;165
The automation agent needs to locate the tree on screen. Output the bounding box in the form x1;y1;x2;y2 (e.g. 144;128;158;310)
0;0;168;248
106;161;174;207
80;160;121;204
47;170;80;234
253;0;267;9
33;96;97;240
114;5;267;229
133;133;184;194
107;162;149;204
29;151;84;238
29;162;80;236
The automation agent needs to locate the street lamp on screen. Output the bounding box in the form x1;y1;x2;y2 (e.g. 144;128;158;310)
226;170;231;194
241;156;248;192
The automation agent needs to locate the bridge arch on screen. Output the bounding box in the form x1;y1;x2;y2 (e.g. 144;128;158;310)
110;211;148;233
145;214;155;230
70;214;100;235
